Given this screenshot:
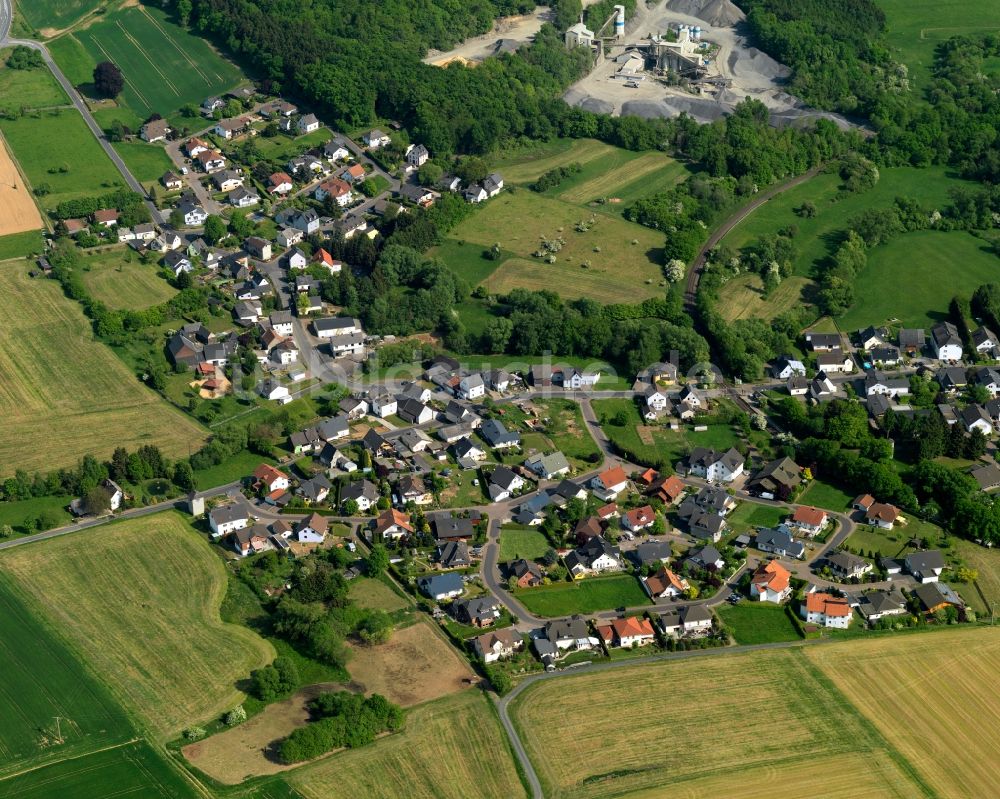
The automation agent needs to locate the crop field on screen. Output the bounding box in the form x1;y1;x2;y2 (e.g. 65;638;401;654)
55;5;244;120
0;265;206;475
0;110;124;209
17;0;103;34
716;274;812;323
79;247;177;309
806;628;1000;799
838;231;1000;330
440;190;666;304
0;740;200;799
494;138;627;184
880;0;1000;89
510;647;931;799
516;574;649;616
0;574;133;778
291;691;527;799
0;134;43;237
0;229;44;260
499;525;550;561
0;513;274;739
0;49;69;113
346;619;474;707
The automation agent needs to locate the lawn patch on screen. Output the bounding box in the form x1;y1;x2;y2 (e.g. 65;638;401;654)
716;602;801;645
798;479;854;513
349;577;411;612
515;575;649;617
111;141;175;188
499;525;550;562
79;247;177;310
0;48;69;112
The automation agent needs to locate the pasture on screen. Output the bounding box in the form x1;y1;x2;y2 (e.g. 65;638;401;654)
0;513;274;739
515;574;649;616
499;525;550;562
838;230;1000;330
346;619;475;707
439;190;666;304
0;740;200;799
0;136;43;237
0;574;133;778
290;691;527;799
0;109;124;209
880;0;1000;90
17;0;102;34
806;628;1000;799
0;48;69;112
950;538;1000;618
716;274;811;323
0;229;44;260
0;265;206;475
56;5;244;120
510;647;930;799
79;247;177;310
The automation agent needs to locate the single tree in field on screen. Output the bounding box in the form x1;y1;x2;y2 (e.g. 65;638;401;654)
93;61;124;98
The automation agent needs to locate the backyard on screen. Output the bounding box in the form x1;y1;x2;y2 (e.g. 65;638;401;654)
515;574;649;616
498;525;550;562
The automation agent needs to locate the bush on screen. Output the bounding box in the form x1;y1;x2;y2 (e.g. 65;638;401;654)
278;692;403;763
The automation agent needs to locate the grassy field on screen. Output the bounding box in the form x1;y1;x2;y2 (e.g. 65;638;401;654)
838;231;1000;330
0;265;206;475
880;0;1000;90
112;141;174;188
438;190;666;303
0;513;274;739
55;5;244;121
79;247;177;310
510;647;932;799
0;740;200;799
951;539;1000;618
193;450;274;490
499;525;550;561
0;230;45;260
724;502;786;532
798;479;855;512
251;129;332;163
0;109;124;209
717;274;812;323
0;573;133;778
806;628;1000;799
0;49;69;113
348;577;411;612
291;691;527;799
17;0;103;33
516;574;649;616
717;602;802;644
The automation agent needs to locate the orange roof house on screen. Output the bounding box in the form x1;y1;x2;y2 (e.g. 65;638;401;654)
750;560;791;601
595;465;628;489
651;474;685;504
791;505;827;529
644;567;688;598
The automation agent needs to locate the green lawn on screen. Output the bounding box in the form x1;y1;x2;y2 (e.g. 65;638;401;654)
57;5;245;121
80;248;177;310
838;231;1000;330
716;602;802;645
194;450;275;490
797;480;854;513
0;231;45;261
112;141;174;188
0;495;72;533
515;574;649;616
880;0;1000;91
535;398;602;468
725;502;785;532
846;524;913;561
499;525;550;562
0;50;69;113
245;128;332;163
0;109;124;209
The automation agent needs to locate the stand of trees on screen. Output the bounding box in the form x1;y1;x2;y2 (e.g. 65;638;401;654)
278;691;403;763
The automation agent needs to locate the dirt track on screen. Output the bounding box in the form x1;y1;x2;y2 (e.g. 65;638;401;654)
0;135;42;237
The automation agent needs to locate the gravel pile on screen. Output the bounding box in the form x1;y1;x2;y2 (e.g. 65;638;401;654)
666;0;745;27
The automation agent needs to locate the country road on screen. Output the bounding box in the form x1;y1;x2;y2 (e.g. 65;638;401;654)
684;165;823;309
0;0;165;223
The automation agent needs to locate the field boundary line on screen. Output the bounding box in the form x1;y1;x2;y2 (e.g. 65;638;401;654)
0;737;141;785
0;129;48;235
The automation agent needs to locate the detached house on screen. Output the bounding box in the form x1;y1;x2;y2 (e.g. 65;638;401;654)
268;171;294;195
253;463;290;495
755;527;805;559
643;567;688;599
473;628;522;663
590;465;629;501
363;129;391;148
297;113;320;134
596;616;655;648
315;177;353;206
374;508;414;542
931;321;964;361
973;326;1000;355
789;505;827;536
209;505;249;538
623;505;656;533
685;447;745;483
406;143;429;166
802;592;852;628
140;118;170;142
565;535;623;577
750;560;791;603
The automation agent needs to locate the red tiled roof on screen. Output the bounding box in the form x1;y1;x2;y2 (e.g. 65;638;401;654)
866;502;899;522
611;616;654;639
751;561;790;593
792;505;827;527
597;466;628;489
254;463;288;483
625;505;655;527
805;592;851;617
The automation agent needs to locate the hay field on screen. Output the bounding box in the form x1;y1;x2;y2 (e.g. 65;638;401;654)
59;5;244;120
290;691;527;799
80;247;177;310
0;265;205;475
556;151;685;205
0;136;43;236
806;628;1000;799
0;513;274;739
494;138;622;185
509;648;929;799
444;191;665;303
347;619;474;707
717;273;811;322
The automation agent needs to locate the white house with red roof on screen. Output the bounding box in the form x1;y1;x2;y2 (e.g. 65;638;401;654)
596;616;656;648
642;567;688;599
253;463;289;494
749;560;791;603
789;505;828;536
801;592;853;628
590;465;629;501
623;504;656;532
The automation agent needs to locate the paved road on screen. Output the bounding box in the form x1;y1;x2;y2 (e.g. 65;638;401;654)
684;165;822;310
0;0;11;42
495;636;835;798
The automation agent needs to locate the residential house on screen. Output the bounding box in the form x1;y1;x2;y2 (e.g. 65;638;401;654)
212;169;243;192
510;559;543;588
816;350;855;374
660;604;714;635
755;527;805;559
899;328;925;355
684;545;725;573
406;143;429;166
911;582;964;614
937;366;968;393
472;628;522;663
789;505;827;536
961;404;994;435
565;535;623;577
161;171;183;191
315;177;353;206
295;513;328;543
632;540;671;566
972;462;1000;491
452;596;501;628
452;436;486;466
341;479;379;512
370;391;397;419
805;332;842;352
297;113;320;134
488;466;525;501
857;326;887;351
299;474;332;504
544;615;598;651
93;208;118;227
277;227;304;248
437;540;471;569
340;163;366;183
374;508;414;541
324;139;350;161
904;550;945;583
573;516;602;545
685;447;745;483
244;236;272;260
479;419;521;449
974;367;1000;398
746;457;801;499
809;372;838;402
870;344;902;366
196;149;226;172
397;474;432;506
643;567;688;599
396;398;433;426
750;560;791;603
268;171;294;194
825;550;872;580
802;592;853;628
590;465;629;501
770;357;806;380
230;524;273;557
487;368;511;392
866;502;900;529
931;321;964;361
228;186;260;207
483;173;504;197
254;464;290;495
313;316;361;338
973;326;999;356
597;616;655;648
458;373;485;400
464;183;488;203
857;589;909;623
185;136;211;157
417;572;464;601
140;118;170;142
623;505;657;533
209;505;248;538
215;117;247;139
525;451;571;480
317;415;350;442
363;129;391;148
865;371;910;398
